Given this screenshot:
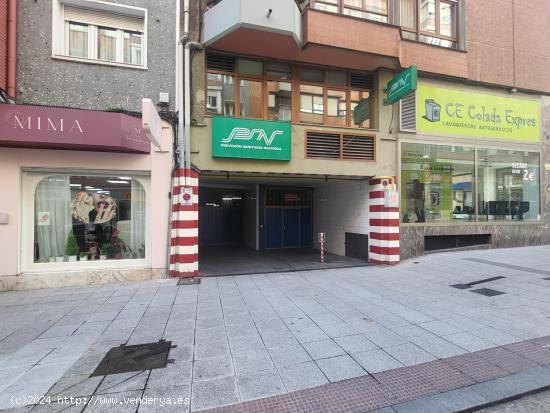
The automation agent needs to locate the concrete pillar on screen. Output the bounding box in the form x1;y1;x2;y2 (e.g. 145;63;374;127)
169;168;199;277
369;178;400;264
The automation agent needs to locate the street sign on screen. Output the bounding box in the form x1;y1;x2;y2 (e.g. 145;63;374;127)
384;66;417;105
212;117;291;161
353;98;371;125
180;187;193;206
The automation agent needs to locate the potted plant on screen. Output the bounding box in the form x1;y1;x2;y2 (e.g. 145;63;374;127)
102;229;128;259
79;251;89;261
64;231;79;262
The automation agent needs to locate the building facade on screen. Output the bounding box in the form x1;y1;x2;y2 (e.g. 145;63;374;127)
184;0;550;271
0;0;178;290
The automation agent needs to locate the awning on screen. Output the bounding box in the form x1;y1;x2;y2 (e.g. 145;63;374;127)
0;104;151;153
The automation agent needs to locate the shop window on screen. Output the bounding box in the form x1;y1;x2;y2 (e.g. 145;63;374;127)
401;143;541;224
477;149;540;222
34;175;146;263
401;143;475;223
55;3;147;67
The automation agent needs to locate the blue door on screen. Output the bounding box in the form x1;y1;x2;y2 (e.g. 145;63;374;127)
266;208;283;249
283;208;300;248
300;208;313;247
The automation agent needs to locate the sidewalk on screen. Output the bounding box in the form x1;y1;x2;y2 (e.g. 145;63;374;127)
1;245;550;412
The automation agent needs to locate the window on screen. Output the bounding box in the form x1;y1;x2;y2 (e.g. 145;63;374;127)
55;3;146;67
299;67;373;127
206;55;373;128
478;150;540;222
207;74;235;116
314;0;339;12
124;32;143;65
240;79;263;119
68;23;88;58
207;57;293;120
98;27;117;61
34;175;146;263
401;143;475;223
343;0;388;23
267;81;292;121
401;143;541;224
398;0;459;48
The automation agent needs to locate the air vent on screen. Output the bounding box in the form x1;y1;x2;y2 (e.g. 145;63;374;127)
306;132;375;160
306;132;340;159
400;91;416;131
351;73;374;89
342;134;375;160
207;55;235;72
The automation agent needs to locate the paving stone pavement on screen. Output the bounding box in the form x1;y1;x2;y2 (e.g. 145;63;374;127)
1;246;550;412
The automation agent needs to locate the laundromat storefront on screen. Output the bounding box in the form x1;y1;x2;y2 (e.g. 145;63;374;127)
400;82;544;257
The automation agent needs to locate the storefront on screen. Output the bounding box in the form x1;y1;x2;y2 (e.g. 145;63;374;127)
0;104;173;290
399;80;550;258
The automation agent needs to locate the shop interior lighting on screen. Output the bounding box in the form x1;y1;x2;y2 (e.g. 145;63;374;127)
117;177;132;180
107;180;130;184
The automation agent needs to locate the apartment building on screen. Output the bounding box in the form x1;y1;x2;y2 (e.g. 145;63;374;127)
0;0;178;290
182;0;550;275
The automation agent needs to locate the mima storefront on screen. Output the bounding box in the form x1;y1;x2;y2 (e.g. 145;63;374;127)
399;80;549;259
0;104;173;290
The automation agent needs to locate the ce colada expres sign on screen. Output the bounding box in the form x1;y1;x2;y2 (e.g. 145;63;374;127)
417;83;540;142
212;117;291;161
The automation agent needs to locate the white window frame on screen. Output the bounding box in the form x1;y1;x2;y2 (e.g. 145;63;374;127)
52;0;148;70
21;170;152;273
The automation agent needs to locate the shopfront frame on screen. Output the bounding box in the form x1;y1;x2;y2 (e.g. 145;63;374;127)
398;81;548;259
20;168;153;273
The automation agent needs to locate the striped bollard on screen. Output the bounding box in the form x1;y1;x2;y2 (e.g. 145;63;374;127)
318;232;326;263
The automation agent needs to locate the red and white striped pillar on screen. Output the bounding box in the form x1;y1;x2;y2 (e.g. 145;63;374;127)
368;178;400;265
169;168;199;277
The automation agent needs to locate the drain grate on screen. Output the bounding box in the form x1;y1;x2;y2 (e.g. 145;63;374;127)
91;340;173;377
470;288;505;297
177;277;201;285
451;276;506;290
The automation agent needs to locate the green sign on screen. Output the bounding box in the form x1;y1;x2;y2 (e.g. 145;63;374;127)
384;66;417;105
212;117;291;160
417;83;541;142
353;98;371;125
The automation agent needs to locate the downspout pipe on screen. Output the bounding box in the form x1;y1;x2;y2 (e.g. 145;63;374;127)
7;0;16;98
180;0;203;183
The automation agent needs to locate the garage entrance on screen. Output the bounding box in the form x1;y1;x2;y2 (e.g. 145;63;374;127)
264;188;312;249
198;175;372;276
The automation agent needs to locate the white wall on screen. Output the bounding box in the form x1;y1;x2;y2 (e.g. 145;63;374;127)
313;181;370;256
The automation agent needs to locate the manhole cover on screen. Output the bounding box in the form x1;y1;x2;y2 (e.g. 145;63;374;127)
450;284;471;289
91;340;173;377
177;277;201;285
470;288;505;297
543;277;550;281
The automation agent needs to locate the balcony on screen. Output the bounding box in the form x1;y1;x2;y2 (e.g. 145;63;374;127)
204;0;303;61
204;0;468;79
